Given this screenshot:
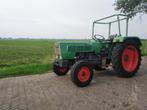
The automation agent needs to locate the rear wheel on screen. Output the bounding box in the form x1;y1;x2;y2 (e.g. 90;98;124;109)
112;40;141;77
53;61;69;76
71;61;93;87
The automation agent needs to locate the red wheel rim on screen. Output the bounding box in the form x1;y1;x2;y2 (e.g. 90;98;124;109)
122;45;139;72
58;67;67;73
78;66;90;82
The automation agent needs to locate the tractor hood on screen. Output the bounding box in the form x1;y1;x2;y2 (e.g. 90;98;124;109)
55;40;103;59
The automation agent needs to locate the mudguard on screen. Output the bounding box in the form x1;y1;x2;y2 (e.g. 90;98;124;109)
113;36;142;46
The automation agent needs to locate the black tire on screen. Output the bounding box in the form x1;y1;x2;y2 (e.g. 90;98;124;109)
53;61;69;76
71;61;93;87
112;40;141;77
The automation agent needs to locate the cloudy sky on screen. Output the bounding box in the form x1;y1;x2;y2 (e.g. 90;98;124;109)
0;0;147;39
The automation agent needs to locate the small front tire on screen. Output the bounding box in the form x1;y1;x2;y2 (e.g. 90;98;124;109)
71;61;93;87
53;62;69;76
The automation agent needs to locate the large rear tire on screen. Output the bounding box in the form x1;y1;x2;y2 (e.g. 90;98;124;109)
112;40;141;77
71;61;93;87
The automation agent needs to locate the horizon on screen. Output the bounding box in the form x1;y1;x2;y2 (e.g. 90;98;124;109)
0;36;147;40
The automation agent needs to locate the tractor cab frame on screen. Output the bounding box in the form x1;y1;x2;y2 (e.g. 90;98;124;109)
92;14;129;41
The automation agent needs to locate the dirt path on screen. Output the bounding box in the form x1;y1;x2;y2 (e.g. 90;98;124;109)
0;57;147;110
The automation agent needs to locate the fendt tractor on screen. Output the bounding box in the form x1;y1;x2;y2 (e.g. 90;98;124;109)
53;14;141;87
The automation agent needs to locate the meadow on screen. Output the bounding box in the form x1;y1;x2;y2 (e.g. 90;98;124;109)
0;39;147;78
0;39;55;78
141;40;147;56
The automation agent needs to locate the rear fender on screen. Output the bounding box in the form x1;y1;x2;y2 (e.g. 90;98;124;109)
113;37;142;46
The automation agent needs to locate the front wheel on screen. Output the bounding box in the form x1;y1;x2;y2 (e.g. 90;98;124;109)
112;40;141;77
71;61;93;87
53;61;69;76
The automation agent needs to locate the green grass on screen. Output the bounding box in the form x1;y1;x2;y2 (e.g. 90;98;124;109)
0;63;52;78
141;40;147;56
0;39;147;78
0;39;55;78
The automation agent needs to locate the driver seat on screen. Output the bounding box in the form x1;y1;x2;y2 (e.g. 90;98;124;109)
109;34;117;40
104;34;117;43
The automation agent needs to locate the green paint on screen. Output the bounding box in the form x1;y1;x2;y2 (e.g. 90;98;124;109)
58;40;103;59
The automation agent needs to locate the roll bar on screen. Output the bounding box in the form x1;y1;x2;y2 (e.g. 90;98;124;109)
92;14;129;39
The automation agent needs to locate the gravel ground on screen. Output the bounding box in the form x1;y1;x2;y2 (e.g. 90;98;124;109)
0;57;147;110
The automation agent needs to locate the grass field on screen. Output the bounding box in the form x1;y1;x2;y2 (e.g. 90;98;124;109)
0;39;55;78
0;39;147;78
141;40;147;56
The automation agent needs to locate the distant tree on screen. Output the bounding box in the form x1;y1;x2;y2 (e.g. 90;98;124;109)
114;0;147;18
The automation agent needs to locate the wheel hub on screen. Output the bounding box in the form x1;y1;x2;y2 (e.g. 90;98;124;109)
58;67;67;73
78;66;90;82
122;45;139;72
124;55;129;62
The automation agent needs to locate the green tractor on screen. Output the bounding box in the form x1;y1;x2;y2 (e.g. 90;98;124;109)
53;14;141;87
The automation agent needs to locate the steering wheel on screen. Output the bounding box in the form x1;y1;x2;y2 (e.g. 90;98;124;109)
93;34;105;42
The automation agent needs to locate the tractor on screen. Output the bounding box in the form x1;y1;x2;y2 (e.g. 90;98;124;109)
53;14;141;87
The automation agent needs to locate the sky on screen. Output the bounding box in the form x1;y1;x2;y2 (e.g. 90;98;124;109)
0;0;147;39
